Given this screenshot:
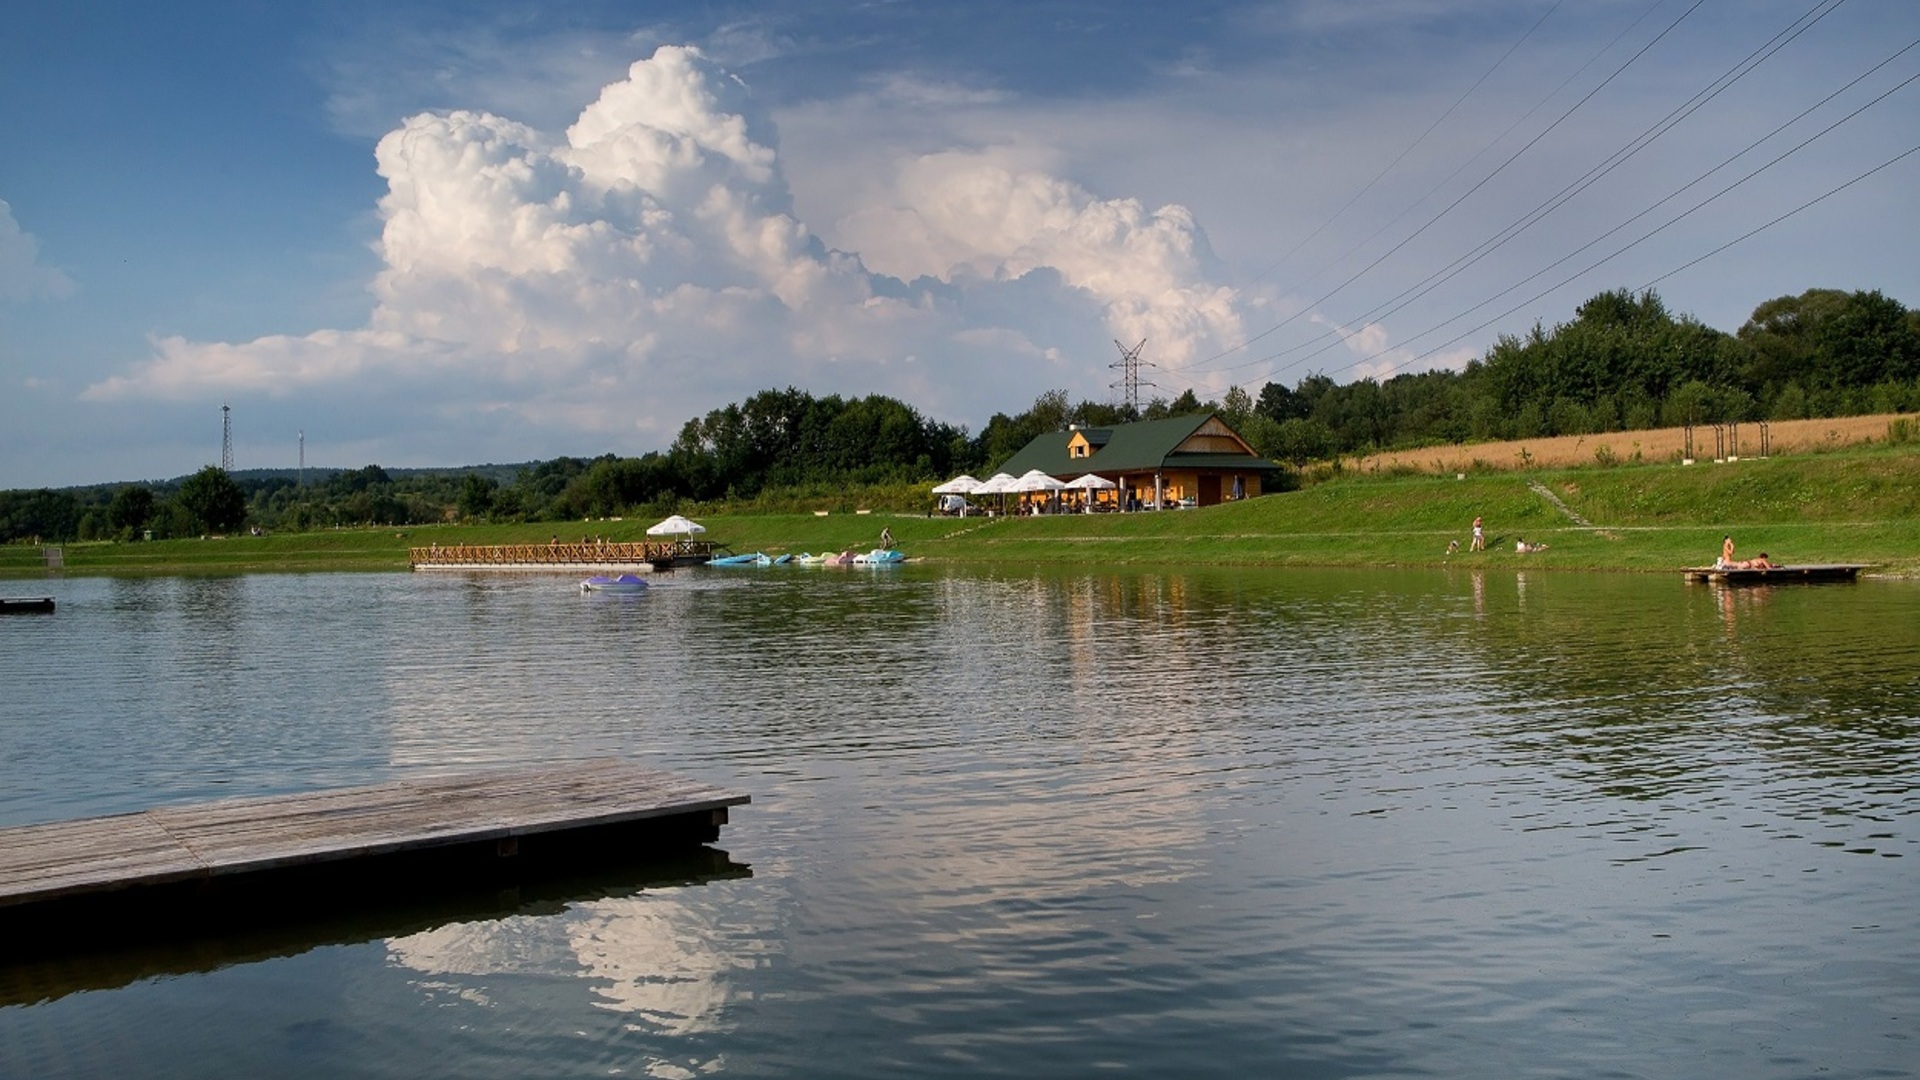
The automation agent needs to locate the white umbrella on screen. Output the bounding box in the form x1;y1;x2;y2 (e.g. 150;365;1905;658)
1065;472;1117;513
1014;469;1068;492
931;475;982;494
646;514;706;536
974;473;1017;495
1064;473;1116;490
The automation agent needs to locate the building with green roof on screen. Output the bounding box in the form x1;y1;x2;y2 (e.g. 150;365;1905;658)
995;413;1282;510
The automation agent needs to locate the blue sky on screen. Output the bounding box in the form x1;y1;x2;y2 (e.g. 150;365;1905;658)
3;0;1915;487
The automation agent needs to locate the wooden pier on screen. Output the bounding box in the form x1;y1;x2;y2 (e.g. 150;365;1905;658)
1682;563;1868;585
0;846;750;1006
409;539;717;572
0;760;746;949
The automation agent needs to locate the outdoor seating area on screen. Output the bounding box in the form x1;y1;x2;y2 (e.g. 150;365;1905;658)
932;471;1126;516
968;413;1283;512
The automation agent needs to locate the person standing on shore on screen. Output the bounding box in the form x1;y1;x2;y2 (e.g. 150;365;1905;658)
1470;516;1485;551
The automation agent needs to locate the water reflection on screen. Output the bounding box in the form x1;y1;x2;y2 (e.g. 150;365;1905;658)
1;567;1915;1078
389;889;737;1038
0;849;748;1009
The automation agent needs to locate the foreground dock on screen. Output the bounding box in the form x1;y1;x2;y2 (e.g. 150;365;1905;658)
0;760;746;948
1682;563;1868;585
0;847;750;1005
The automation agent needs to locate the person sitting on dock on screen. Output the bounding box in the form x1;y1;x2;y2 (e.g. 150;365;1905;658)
1717;535;1735;569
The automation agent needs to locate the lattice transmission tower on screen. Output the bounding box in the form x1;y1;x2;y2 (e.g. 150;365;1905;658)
1109;339;1154;413
221;404;233;472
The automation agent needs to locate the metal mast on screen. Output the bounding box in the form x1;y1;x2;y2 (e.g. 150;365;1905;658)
221;404;233;471
1109;339;1153;413
299;430;305;487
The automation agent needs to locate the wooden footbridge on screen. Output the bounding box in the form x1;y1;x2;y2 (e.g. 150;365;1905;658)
0;760;747;948
410;539;717;572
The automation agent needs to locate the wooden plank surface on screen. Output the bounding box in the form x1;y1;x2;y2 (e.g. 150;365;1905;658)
0;760;746;907
0;814;203;899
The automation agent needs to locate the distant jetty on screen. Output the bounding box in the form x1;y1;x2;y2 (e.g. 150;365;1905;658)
409;539;717;572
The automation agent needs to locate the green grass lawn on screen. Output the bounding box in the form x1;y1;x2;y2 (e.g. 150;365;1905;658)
8;447;1917;578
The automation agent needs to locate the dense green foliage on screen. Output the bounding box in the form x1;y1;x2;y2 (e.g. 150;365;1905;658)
5;286;1917;544
1230;287;1920;462
174;466;249;534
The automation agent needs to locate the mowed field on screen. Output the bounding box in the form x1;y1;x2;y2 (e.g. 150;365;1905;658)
1353;413;1913;473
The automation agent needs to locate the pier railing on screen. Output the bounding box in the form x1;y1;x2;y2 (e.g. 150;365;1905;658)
409;540;715;569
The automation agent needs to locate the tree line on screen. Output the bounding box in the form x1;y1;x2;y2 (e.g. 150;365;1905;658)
4;285;1916;543
1235;285;1920;466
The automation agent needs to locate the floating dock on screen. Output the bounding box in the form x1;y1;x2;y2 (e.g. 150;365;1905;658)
0;597;55;614
0;760;746;946
1682;563;1868;585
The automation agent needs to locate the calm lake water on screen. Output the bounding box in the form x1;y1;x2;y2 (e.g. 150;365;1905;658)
1;565;1915;1078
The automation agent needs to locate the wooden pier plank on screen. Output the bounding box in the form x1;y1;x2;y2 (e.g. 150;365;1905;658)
0;814;204;902
0;761;746;908
154;764;739;868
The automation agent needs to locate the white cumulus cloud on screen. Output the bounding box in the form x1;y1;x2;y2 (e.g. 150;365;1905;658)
0;200;75;303
838;150;1245;367
84;46;1253;453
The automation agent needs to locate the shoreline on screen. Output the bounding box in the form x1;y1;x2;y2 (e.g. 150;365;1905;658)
8;450;1919;580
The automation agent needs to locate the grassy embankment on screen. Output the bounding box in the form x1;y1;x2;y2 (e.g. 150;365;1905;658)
6;445;1918;578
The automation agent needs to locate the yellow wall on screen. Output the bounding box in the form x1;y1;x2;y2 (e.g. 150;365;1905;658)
1114;470;1262;506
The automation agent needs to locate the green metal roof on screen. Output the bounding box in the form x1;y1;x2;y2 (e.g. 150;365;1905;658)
995;413;1282;477
1164;452;1284;472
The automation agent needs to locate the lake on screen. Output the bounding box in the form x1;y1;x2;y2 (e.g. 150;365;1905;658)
1;565;1915;1078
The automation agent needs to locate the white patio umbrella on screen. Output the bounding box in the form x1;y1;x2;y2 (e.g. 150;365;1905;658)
973;473;1016;495
646;514;706;536
1064;473;1117;513
968;472;1016;515
1012;470;1067;515
1014;469;1068;492
931;475;982;494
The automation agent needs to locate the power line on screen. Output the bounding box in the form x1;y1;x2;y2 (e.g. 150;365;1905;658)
1244;1;1569;290
1163;1;1902;400
1363;136;1920;384
1228;28;1920;393
1638;145;1920;292
1216;0;1659;364
1180;0;1707;374
1238;0;1852;381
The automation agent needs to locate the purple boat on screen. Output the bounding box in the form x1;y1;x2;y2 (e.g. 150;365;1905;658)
580;573;649;593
